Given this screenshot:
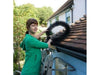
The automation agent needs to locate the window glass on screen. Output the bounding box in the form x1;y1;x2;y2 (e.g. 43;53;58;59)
67;16;70;23
56;16;59;21
66;9;71;24
67;11;70;17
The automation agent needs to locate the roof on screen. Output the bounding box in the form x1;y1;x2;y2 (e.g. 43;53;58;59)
55;15;86;54
47;0;73;21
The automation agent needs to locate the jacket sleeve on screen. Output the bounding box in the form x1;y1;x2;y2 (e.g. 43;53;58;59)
20;42;26;50
27;38;48;49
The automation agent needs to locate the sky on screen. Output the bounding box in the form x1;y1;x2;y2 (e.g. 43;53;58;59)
14;0;68;12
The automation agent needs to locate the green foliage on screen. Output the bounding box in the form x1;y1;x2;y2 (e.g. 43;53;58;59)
13;63;19;71
13;2;53;71
14;50;19;64
37;7;53;25
20;50;25;60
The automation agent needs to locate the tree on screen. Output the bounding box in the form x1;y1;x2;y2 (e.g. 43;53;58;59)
37;7;53;26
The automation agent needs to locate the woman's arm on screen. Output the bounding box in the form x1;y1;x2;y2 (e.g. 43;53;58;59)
34;30;47;39
27;37;52;49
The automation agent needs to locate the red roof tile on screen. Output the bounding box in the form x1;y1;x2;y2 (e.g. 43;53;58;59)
58;15;87;51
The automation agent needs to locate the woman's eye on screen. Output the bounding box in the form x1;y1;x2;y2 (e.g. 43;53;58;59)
31;25;35;27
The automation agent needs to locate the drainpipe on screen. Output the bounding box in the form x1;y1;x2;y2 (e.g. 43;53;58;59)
71;4;74;23
85;0;87;15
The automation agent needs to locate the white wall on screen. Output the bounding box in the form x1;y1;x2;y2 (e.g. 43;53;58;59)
73;0;86;22
59;12;66;22
52;18;56;24
47;18;56;28
47;21;50;28
47;12;66;28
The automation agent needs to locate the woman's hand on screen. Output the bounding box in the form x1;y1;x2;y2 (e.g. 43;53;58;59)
35;29;48;39
47;39;52;48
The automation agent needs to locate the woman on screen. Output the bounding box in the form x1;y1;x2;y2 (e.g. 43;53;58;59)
20;18;52;75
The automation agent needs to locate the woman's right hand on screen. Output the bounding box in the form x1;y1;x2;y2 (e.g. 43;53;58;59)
47;39;52;48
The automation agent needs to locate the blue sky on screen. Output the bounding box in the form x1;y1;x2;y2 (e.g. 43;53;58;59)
15;0;68;12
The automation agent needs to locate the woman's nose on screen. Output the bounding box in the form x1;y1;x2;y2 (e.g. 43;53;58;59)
35;26;38;29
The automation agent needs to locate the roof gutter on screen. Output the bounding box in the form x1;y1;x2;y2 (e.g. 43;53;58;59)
56;46;86;62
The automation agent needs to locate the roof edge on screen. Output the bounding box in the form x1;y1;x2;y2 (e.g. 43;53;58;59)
47;0;73;21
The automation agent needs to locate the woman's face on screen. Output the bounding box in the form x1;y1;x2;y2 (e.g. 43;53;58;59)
29;23;38;34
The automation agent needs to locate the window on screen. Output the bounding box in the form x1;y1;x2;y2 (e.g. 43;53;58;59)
65;9;71;25
67;16;70;23
55;16;59;21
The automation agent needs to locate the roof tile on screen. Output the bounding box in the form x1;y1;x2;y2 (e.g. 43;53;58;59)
59;15;87;51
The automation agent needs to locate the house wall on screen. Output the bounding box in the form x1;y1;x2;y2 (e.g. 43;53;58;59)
52;18;56;24
47;18;56;28
58;12;66;22
47;12;66;33
47;11;66;27
47;0;86;27
73;0;86;22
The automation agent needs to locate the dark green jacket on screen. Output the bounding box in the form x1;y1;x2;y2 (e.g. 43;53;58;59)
20;34;48;75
